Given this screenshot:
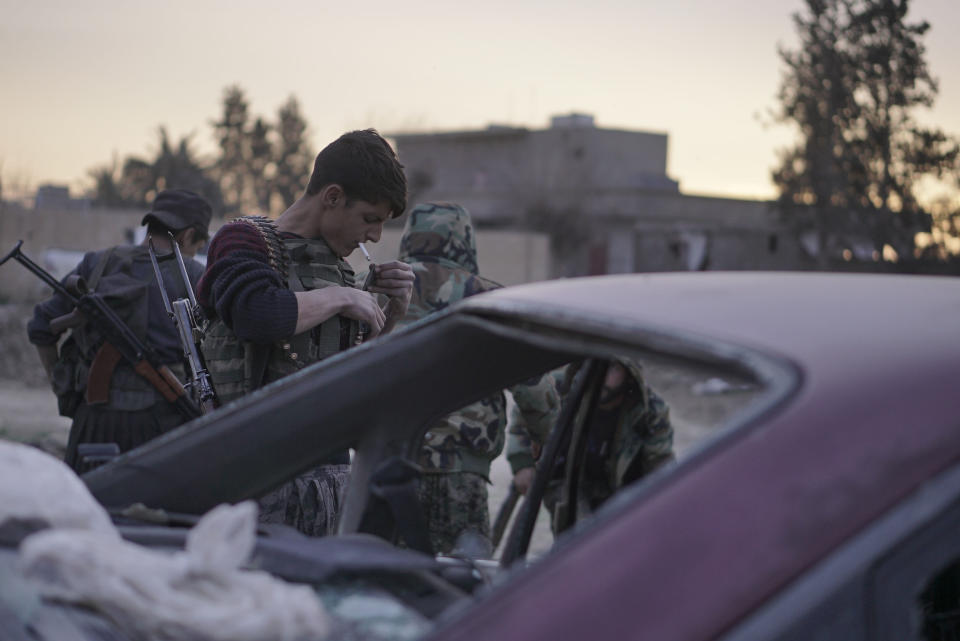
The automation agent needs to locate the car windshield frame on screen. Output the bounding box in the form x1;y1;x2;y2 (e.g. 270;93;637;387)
83;297;801;554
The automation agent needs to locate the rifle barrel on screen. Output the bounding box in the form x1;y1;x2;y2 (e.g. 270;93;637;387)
167;232;199;308
147;236;175;317
1;241;77;302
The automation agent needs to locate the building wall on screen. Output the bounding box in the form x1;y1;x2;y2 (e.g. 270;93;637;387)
0;207;146;302
624;192;804;271
394;122;678;223
391;117;933;277
390;117;833;278
346;227;551;287
0;208;551;302
634;223;813;272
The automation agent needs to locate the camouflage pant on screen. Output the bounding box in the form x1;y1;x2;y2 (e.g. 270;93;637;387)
417;471;490;555
258;464;350;537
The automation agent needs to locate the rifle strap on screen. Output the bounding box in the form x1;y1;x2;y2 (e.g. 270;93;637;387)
87;247;114;291
235;216;288;392
79;248;130;405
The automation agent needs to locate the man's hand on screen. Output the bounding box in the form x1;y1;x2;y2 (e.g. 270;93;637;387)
338;288;387;338
295;287;385;337
294;262;412;338
513;466;536;495
369;260;415;333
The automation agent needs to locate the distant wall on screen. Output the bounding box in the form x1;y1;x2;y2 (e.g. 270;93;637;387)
0;209;551;302
394;125;678;223
1;208;145;302
634;223;812;272
345;227;551;287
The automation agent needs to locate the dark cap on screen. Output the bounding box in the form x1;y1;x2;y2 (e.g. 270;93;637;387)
141;189;212;231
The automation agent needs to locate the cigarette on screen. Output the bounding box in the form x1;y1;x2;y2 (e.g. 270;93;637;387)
358;243;372;262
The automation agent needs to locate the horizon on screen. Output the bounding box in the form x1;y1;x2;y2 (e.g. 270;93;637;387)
2;0;958;205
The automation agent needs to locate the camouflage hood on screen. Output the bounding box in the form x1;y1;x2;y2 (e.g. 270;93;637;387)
558;357;648;400
618;357;649;403
396;203;500;324
398;203;479;275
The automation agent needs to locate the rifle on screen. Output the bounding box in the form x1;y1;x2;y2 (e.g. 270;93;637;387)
1;240;201;421
148;233;218;414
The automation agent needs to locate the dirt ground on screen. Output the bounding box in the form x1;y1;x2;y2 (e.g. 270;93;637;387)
0;380;69;457
0;303;71;456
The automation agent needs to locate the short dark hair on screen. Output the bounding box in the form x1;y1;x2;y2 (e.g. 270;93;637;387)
305;129;407;218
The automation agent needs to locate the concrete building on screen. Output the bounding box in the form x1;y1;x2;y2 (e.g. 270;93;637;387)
394;113;677;225
391;114;915;277
33;184;90;211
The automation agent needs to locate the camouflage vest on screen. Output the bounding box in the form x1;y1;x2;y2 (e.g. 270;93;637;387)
203;219;360;405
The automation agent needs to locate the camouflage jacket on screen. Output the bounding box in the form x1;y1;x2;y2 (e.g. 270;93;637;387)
395;203;560;478
593;358;674;493
507;359;675;505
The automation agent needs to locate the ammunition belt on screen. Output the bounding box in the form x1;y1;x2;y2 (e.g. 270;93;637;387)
235;215;289;283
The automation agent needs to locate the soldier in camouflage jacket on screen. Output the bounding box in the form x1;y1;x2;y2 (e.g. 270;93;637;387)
394;202;560;554
507;358;675;534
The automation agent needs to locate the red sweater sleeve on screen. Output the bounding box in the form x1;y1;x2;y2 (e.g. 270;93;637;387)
198;222;298;343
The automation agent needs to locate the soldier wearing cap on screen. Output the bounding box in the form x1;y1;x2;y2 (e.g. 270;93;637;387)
28;189;213;473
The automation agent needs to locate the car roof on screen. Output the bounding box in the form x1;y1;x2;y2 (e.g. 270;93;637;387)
465;271;959;378
432;272;960;641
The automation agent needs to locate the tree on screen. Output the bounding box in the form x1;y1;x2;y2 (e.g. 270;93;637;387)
248;117;273;213
772;0;960;260
89;128;223;213
212;85;251;214
212;88;313;215
88;86;315;218
272;96;313;212
88;154;124;207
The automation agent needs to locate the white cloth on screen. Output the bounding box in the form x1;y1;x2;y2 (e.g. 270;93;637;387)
1;442;329;641
0;440;116;537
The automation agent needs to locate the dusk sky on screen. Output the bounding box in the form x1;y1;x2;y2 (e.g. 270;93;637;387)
2;0;958;204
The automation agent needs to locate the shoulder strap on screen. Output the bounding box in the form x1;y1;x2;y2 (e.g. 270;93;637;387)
87;247;115;291
221;217;290;393
247;342;272;393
